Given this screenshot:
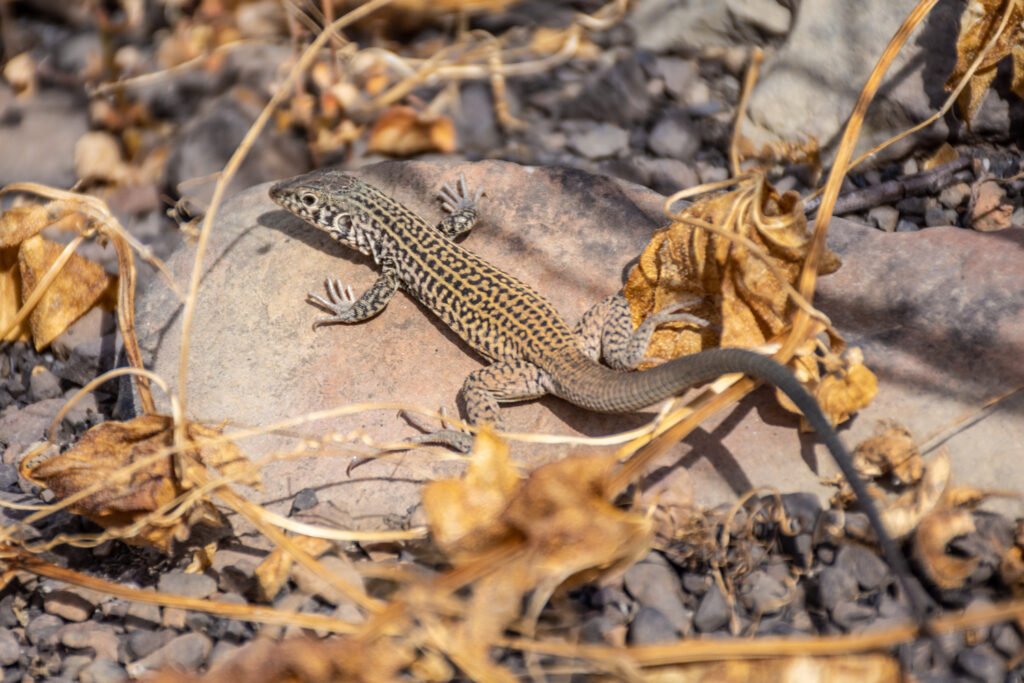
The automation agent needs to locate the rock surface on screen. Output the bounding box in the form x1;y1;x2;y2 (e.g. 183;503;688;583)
135;160;1024;527
742;0;961;161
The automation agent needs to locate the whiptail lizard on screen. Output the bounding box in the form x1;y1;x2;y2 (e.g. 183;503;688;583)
270;168;931;628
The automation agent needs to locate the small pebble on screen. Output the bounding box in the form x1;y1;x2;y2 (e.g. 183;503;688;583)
895;196;927;215
834;545;889;592
924;204;949;227
127;632;212;678
627;606;679;645
623;555;691;634
25;613;64;649
939;181;971;209
693;582;729;633
831;600;877;631
0;627;20;666
157;571;217;600
124;601;162;630
566;122;629;160
62;654;94;679
738;570;789;616
867;205;899;232
59;622;119;661
957;644;1006;682
28;366;62;401
681;571;710;597
126;628;176;660
647;111;700;161
817;566;859;611
290;488;318;515
43;589;96;622
895;219;921;232
79;658;129;683
992;623;1023;658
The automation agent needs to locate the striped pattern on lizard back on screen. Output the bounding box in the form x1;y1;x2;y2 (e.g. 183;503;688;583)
270;171;581;369
269;168;932;632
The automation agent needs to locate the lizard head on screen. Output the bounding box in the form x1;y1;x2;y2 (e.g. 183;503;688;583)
270;170;381;256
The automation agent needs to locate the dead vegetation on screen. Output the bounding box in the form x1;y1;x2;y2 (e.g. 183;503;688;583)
0;0;1023;681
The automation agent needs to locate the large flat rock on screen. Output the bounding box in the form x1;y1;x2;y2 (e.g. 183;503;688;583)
135;160;1024;527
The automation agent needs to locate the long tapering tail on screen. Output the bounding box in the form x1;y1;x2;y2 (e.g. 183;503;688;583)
547;347;931;628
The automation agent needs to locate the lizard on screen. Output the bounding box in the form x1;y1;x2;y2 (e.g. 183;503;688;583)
269;168;931;627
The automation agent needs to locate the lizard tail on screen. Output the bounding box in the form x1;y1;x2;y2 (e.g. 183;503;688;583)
548;347;932;626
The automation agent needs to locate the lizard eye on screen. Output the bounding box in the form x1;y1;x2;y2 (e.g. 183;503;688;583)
300;193;318;207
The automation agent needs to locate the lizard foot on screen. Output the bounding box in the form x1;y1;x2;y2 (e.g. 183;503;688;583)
308;278;355;328
438;173;484;214
399;408;474;453
646;296;711;329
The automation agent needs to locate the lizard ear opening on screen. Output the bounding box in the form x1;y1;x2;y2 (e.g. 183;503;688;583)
332;213;352;231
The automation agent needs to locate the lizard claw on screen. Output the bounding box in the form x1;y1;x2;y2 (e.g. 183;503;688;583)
308;277;356;327
439;173;484;214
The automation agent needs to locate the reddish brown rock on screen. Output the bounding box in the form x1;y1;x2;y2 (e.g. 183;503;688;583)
135;161;1024;527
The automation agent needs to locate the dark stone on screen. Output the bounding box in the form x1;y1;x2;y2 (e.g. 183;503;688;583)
693;583;729;633
831;600;877;631
817;566;859;611
738;570;789;616
647;110;700;161
956;644;1006;682
627;606;679;645
126;629;176;660
290;488;319;515
561;54;653;125
834;544;890;592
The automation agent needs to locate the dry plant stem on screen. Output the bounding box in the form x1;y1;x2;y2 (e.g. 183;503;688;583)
89;39;264;96
791;0;941;356
730;47;762;177
175;0;395;447
5;553;360;634
842;0;1018;175
803;157;972;215
257;506;426;542
215;486;382;613
917;384;1024;456
498;596;1024;668
45;367;173;442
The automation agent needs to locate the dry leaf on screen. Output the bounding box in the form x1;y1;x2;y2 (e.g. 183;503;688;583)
368;106;456;157
254;535;334;602
3;52;37;97
0;246;29;343
19;234;117;350
1000;521;1024;596
852;422;923;486
423;429;652;679
422;428;521;563
913;508;978;590
945;0;1024;123
22;415;255;552
969;179;1014;232
74;131;131;185
878;451;951;540
921;143;960;171
623;177;841;363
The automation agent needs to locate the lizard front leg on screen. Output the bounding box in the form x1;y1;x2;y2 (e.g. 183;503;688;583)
575;293;708;370
435;174;484;240
408;359;549;452
308;261;400;328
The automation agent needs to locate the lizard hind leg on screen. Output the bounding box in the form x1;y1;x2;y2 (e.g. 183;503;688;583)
575;293;709;370
404;359;550;452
